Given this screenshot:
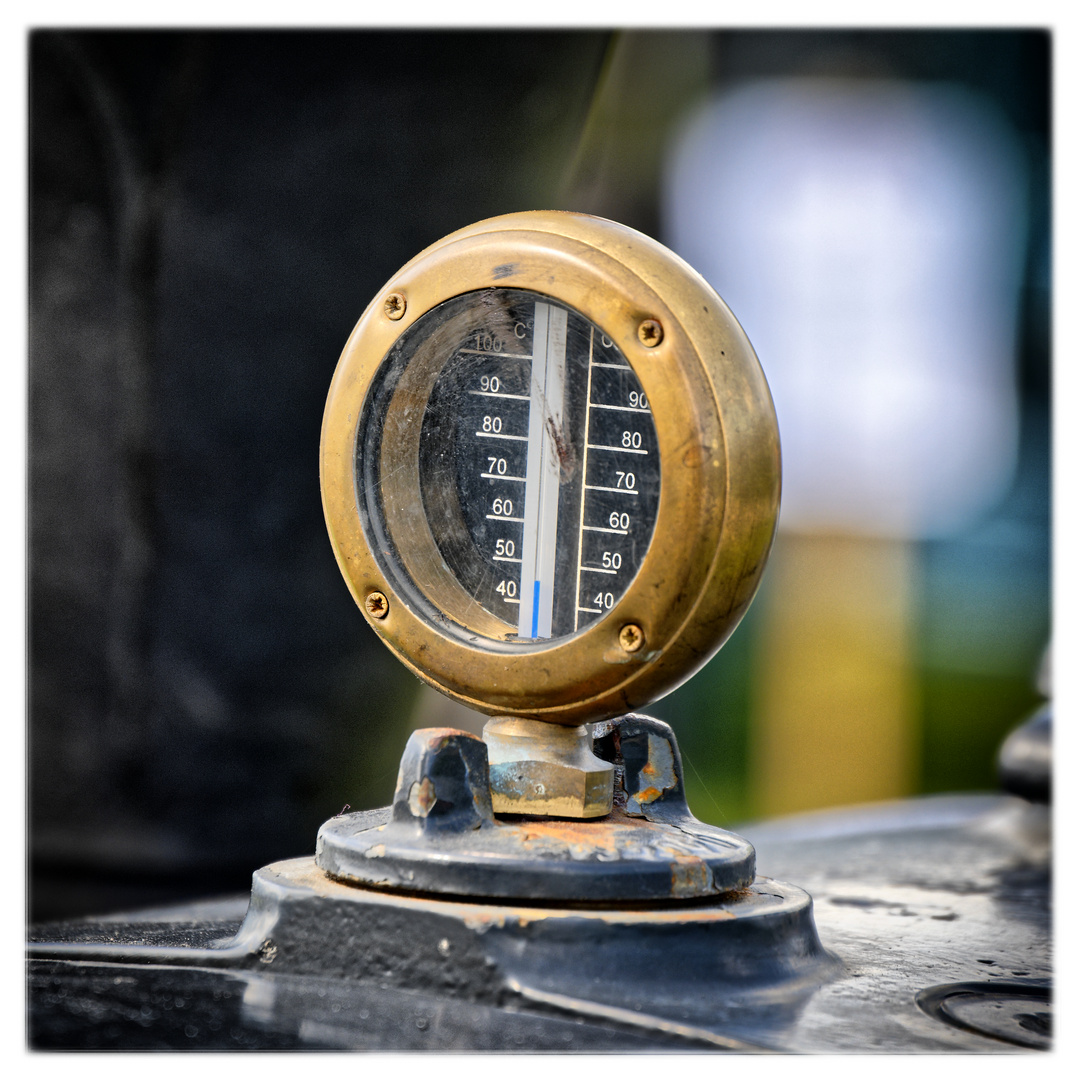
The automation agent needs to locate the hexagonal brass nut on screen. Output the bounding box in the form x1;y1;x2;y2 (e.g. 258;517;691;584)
482;717;614;819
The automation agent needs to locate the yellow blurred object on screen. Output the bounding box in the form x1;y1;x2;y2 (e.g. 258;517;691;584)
750;533;920;816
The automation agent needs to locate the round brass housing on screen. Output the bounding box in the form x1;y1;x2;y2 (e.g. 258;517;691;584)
320;211;780;726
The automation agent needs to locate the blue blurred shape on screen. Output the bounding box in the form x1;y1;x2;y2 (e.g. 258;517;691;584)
663;79;1030;539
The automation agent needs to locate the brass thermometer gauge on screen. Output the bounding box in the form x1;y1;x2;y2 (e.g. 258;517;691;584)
321;211;780;739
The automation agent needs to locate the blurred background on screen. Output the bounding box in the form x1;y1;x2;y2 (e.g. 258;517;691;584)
28;28;1050;921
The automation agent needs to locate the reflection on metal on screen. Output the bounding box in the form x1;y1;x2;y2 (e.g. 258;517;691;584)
483;717;614;818
917;983;1051;1050
997;704;1051;803
504;979;773;1053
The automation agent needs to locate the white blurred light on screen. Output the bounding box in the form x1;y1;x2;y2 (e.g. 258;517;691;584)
663;79;1029;538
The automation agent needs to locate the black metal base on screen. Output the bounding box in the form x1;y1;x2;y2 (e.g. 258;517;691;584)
241;855;836;1049
316;715;756;902
27;853;837;1051
27;794;1052;1052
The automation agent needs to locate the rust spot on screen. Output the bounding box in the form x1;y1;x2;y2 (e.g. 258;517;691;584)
627;733;678;813
511;811;654;860
282;856;746;927
546;414;578;482
681;443;705;469
408;777;437;817
671;856;714;898
460;892;741;929
489;805;741;871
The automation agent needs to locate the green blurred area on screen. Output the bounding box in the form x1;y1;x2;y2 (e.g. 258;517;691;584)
649;422;1050;827
915;436;1051;797
650;604;758;827
919;672;1043;795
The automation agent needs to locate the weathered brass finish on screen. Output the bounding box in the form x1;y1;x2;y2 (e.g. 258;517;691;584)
482;717;613;819
320;210;781;725
371;304;511;640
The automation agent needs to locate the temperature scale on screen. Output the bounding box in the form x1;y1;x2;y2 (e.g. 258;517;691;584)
321;210;780;732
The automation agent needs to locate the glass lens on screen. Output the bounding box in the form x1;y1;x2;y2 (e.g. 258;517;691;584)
358;288;660;642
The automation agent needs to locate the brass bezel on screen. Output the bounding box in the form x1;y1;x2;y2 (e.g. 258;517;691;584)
320;211;780;726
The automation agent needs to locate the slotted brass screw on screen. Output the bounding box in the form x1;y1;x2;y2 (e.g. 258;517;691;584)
366;591;390;619
384;292;407;320
619;623;644;652
637;319;663;347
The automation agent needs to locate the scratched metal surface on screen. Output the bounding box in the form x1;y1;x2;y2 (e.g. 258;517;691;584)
747;793;1051;1051
27;710;1051;1051
28;790;1049;1051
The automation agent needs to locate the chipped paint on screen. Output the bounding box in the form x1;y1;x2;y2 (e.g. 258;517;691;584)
627;732;677;814
273;856;780;931
671;856;715;897
458;900;742;931
408;777;437;818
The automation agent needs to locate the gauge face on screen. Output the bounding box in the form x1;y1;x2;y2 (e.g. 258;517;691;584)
358;288;660;642
322;210;780;723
